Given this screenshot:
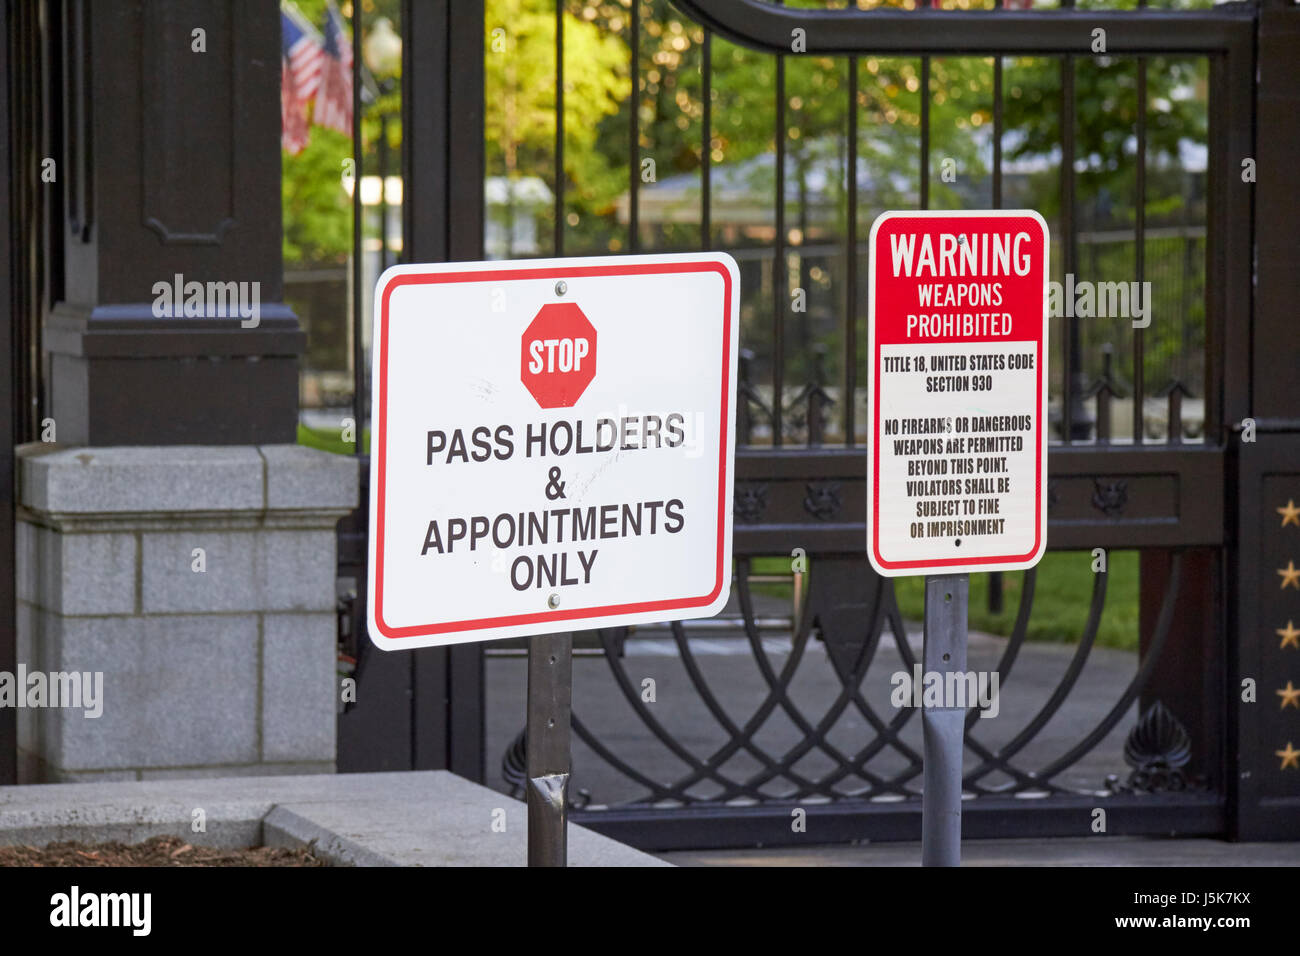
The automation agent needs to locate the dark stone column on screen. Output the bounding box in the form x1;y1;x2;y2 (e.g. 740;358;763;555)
1230;4;1300;840
47;0;302;446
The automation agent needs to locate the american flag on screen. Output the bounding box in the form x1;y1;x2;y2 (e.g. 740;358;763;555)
313;1;353;135
280;4;323;153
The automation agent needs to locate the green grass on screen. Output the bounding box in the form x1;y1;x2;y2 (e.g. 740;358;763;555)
297;422;370;455
745;551;1141;652
888;551;1140;651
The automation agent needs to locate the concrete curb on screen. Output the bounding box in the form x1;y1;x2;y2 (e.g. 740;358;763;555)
0;771;669;867
262;806;395;867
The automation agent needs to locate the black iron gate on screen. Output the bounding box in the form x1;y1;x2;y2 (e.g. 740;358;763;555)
567;0;1249;848
2;0;1294;843
329;0;1298;848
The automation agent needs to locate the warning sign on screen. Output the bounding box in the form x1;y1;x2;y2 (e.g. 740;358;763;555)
867;210;1049;576
367;253;740;649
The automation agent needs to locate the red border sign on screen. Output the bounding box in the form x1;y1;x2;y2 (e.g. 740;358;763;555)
866;210;1049;576
370;256;737;645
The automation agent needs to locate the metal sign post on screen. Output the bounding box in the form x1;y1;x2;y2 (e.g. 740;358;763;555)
921;574;968;867
526;631;572;867
864;210;1049;866
366;253;739;867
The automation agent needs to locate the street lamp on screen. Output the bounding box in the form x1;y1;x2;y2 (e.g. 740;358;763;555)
363;17;402;76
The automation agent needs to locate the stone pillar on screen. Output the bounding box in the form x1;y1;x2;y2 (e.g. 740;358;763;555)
15;445;357;782
3;0;355;782
46;0;302;445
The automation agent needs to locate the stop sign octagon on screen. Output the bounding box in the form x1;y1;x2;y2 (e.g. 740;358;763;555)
521;303;597;408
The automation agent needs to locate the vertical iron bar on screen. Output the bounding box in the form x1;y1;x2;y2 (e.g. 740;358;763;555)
14;0;27;441
1168;387;1184;445
30;0;47;435
922;573;969;867
918;0;932;210
399;0;487;778
920;55;930;210
628;0;639;252
1097;388;1111;443
992;55;1003;209
39;0;51;432
702;28;711;249
447;0;489;782
773;49;786;446
378;116;389;271
1209;30;1251;442
846;55;858;446
1060;51;1077;443
554;0;564;257
15;0;27;444
1205;49;1223;440
1133;51;1146;445
445;0;487;263
738;349;755;445
527;632;573;866
993;0;1004;208
0;0;16;785
351;1;365;452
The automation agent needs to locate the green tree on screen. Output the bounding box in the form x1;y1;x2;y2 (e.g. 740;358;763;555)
1002;55;1207;226
485;0;632;255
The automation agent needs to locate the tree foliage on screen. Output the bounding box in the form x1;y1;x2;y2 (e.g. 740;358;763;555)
282;0;1210;400
284;0;1208;260
485;0;632;253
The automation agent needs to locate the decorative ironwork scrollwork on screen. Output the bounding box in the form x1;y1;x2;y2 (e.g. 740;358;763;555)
1091;479;1128;517
802;481;842;521
1106;701;1205;794
489;552;1192;810
734;483;768;523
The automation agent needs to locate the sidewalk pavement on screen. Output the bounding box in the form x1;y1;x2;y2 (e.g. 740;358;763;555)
661;837;1300;866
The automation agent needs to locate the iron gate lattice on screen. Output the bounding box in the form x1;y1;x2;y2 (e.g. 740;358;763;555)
473;0;1253;849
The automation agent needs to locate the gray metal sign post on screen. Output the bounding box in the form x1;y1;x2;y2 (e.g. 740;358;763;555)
921;573;969;867
526;631;573;867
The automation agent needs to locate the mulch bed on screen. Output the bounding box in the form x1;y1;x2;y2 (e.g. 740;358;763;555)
0;834;326;867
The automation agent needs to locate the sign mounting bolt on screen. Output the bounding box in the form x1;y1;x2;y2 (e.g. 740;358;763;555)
554;281;567;296
548;593;561;609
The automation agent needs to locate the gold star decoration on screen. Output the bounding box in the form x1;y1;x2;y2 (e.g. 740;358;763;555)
1280;621;1300;651
1278;742;1300;770
1279;500;1300;529
1278;682;1300;710
1280;560;1300;591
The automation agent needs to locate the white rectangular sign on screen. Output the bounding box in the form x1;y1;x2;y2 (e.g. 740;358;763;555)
867;210;1050;576
368;253;740;649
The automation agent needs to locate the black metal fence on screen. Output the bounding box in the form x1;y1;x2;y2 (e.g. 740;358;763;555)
319;0;1293;848
4;0;1291;843
463;0;1253;848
